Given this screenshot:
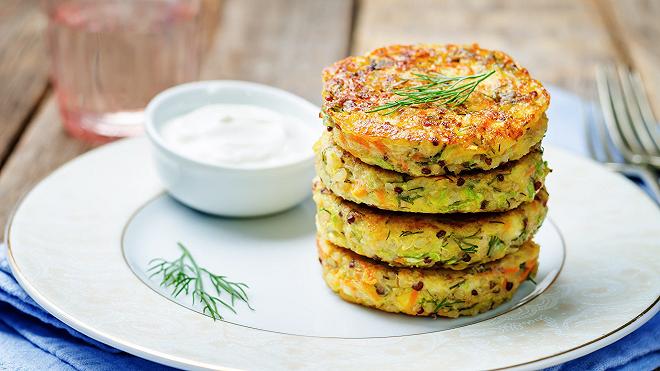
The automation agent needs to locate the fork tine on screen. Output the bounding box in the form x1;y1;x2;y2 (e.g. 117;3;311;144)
617;66;660;156
596;65;637;163
593;101;617;163
606;65;646;156
585;100;607;162
629;71;660;151
585;103;600;161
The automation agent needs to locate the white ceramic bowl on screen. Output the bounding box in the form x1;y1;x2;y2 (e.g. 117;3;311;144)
145;80;321;217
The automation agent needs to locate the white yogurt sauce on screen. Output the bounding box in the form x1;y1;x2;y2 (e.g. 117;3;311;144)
161;104;316;168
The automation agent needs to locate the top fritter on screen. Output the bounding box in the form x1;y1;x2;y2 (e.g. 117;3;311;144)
322;44;550;176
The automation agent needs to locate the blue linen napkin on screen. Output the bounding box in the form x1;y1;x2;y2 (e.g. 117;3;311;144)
545;314;659;371
0;247;173;370
0;86;657;370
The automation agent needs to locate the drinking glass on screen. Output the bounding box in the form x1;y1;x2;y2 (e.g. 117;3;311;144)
45;0;203;143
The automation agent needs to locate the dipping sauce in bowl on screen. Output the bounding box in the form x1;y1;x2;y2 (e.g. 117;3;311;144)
145;80;321;217
161;104;315;168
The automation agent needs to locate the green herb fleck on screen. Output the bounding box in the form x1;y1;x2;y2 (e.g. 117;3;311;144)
400;230;424;237
397;187;424;205
451;229;482;254
423;144;447;165
515;217;529;241
421;296;465;313
487;236;504;257
449;280;466;290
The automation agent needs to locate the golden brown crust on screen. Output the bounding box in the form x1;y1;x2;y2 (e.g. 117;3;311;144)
314;132;550;214
313;177;548;269
317;238;539;317
322;44;550;175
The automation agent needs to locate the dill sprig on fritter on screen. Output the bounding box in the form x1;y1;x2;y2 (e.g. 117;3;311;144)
148;242;253;320
368;70;496;115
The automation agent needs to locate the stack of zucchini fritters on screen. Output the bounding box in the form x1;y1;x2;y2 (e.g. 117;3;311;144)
313;44;550;317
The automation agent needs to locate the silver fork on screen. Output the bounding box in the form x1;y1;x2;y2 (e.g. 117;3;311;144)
587;64;660;202
596;65;660;167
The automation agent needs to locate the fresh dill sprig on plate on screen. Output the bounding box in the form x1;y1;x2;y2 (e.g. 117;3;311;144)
148;242;253;320
368;70;496;115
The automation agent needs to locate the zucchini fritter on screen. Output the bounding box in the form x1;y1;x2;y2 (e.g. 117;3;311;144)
315;132;549;214
322;44;550;176
313;178;547;269
317;238;539;317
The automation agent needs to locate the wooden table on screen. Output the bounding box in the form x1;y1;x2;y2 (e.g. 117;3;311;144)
1;0;658;238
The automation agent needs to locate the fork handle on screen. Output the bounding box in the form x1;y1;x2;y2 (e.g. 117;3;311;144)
637;168;660;205
607;163;660;204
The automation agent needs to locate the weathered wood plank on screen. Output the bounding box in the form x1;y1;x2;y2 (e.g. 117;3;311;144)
601;0;660;116
0;0;354;233
0;0;50;168
199;0;224;57
0;99;92;225
352;0;620;97
202;0;354;101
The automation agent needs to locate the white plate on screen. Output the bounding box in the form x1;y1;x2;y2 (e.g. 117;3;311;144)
122;194;563;338
6;91;660;370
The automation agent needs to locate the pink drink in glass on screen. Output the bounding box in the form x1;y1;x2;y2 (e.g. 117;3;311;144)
46;0;202;143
